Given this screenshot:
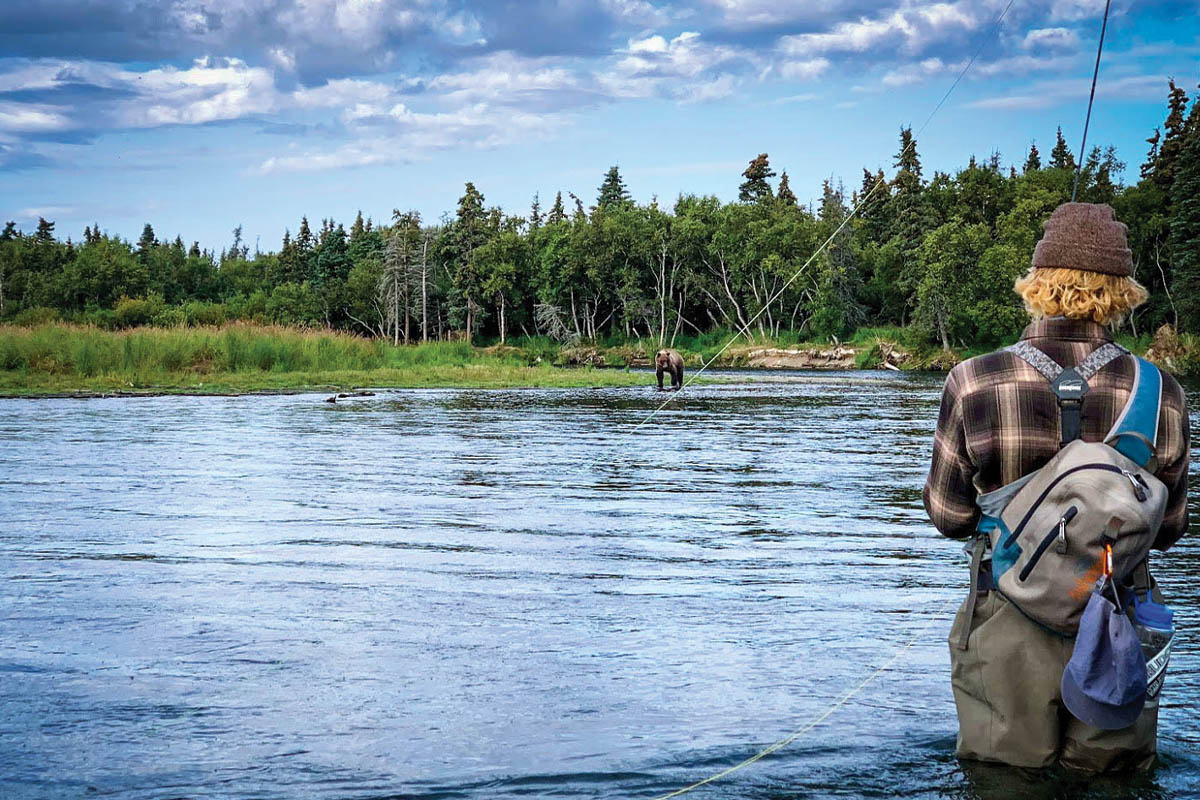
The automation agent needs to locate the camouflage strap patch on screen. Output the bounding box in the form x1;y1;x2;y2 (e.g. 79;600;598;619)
1076;342;1128;381
1005;341;1063;382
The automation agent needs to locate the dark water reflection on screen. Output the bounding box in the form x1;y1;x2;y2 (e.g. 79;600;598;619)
1;370;1198;799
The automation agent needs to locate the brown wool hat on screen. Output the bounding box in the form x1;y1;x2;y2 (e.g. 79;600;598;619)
1031;202;1133;276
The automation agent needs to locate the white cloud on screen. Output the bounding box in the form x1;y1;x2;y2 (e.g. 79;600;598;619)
1022;27;1081;51
882;57;946;87
599;31;754;100
0;102;73;133
779;58;831;80
257;99;562;173
778;2;978;59
771;92;820;105
292;78;394;109
423;52;582;103
1049;0;1108;22
968;73;1162;110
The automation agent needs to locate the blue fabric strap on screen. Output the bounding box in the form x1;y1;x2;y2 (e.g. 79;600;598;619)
1106;356;1162;469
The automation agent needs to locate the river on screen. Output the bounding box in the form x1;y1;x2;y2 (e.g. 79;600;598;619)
2;371;1198;799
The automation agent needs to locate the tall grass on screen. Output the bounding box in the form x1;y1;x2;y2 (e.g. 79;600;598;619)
0;323;387;378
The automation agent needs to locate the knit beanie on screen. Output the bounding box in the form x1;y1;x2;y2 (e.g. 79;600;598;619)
1031;202;1133;276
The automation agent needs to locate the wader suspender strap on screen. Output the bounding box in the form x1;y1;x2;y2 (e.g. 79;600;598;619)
957;537;986;651
1005;341;1128;447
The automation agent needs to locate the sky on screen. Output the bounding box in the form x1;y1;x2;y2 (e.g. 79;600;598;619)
1;0;1198;254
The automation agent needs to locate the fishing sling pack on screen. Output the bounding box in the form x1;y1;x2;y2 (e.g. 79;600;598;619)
963;341;1167;640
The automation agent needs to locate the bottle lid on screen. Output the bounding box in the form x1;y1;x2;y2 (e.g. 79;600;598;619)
1134;596;1174;630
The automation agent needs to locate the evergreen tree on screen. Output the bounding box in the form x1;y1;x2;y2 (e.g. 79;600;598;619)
351;210;365;241
1024;141;1041;173
529;193;542;231
34;217;55;243
549;191;566;224
1153;79;1190;193
777;171;798;206
596;166;631;210
1142;128;1161;179
1170;98;1200;332
738;153;776;202
1050;126;1076;171
297;216;314;253
189;242;201;258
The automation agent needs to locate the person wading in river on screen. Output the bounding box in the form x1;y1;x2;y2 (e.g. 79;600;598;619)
923;202;1190;772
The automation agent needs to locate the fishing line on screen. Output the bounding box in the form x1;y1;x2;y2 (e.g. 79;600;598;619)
649;597;959;800
1071;0;1113;202
623;2;1019;797
621;0;1019;438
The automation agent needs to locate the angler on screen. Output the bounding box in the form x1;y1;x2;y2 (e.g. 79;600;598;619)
923;202;1191;772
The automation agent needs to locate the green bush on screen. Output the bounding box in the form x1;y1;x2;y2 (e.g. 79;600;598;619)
8;307;61;326
184;302;228;327
114;295;166;328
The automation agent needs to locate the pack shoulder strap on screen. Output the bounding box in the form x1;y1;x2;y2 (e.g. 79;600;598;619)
1005;341;1128;447
1105;355;1162;469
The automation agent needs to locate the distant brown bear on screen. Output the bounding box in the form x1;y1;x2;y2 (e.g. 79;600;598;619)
655;349;684;391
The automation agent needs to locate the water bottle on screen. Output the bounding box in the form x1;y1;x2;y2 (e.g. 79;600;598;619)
1132;593;1175;698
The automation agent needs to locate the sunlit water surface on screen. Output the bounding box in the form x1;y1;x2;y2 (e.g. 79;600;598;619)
2;370;1198;799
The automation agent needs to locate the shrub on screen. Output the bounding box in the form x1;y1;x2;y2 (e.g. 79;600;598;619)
114;295;166;328
8;307;61;326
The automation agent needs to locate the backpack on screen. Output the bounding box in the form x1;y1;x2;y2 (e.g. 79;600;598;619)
973;341;1167;637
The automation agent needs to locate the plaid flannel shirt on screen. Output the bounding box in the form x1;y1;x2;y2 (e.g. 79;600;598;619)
923;317;1191;550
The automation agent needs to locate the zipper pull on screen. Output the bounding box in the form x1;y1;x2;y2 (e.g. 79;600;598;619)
1055;506;1078;555
1123;471;1148;502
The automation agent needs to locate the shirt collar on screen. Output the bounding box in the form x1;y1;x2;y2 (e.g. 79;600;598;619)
1020;316;1113;343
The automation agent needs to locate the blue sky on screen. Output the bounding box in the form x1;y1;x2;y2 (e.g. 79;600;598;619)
1;0;1198;253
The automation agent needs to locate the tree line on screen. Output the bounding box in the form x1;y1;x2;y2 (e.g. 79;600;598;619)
3;76;1200;350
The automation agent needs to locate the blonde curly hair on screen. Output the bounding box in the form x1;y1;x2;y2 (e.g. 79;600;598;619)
1014;267;1148;326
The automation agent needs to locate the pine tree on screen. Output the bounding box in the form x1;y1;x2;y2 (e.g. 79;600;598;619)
529;193;542;231
1154;79;1191;193
1050;126;1076;171
1166;92;1200;331
738;153;775;202
351;210;365;241
777;170;798;206
189;242;201;258
549;191;566;224
34;217;54;243
596;166;631;210
137;223;157;264
297;216;314;253
1170;98;1200;332
1024;141;1041;173
1142;128;1161;179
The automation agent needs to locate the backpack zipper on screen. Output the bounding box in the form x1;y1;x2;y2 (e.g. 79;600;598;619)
1003;463;1139;549
1018;505;1078;582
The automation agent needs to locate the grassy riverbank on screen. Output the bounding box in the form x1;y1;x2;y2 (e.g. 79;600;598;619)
1;322;1194;396
0;324;657;395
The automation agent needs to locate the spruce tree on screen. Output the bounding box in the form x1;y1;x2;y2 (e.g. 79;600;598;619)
529;193;542;231
1154;79;1190;193
189;242;201;258
777;171;798;206
1023;141;1041;173
549;191;566;224
34;217;54;243
137;223;157;263
1050;126;1076;170
1142;128;1161;179
738;153;775;202
596;166;630;210
351;210;365;241
1170;99;1200;332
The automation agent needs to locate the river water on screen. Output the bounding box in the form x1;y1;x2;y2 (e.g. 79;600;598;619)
1;371;1197;799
